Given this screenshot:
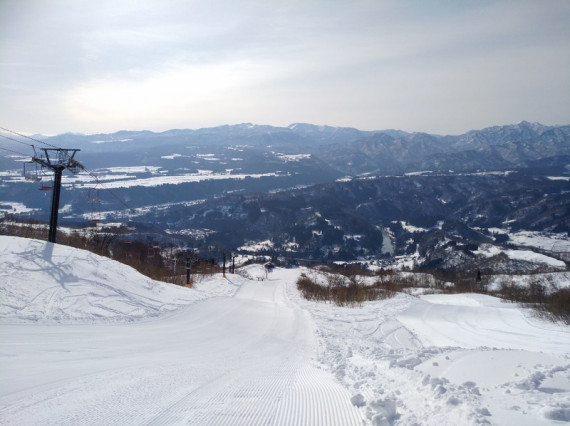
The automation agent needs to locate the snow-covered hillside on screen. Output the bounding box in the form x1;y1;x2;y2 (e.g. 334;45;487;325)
292;289;570;425
0;236;569;425
0;236;237;323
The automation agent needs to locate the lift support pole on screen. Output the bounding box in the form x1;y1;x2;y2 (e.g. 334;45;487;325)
32;148;82;244
48;166;64;243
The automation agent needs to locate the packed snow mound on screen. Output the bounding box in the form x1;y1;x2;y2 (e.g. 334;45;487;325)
0;236;235;323
290;277;570;425
399;293;569;352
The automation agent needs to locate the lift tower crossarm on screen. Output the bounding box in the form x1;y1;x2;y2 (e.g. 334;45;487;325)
32;148;82;173
31;148;82;244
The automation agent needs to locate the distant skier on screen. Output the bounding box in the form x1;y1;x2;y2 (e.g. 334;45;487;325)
264;262;275;279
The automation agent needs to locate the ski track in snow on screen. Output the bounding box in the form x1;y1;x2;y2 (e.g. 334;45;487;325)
1;236;570;425
0;295;362;425
290;284;570;425
0;237;363;425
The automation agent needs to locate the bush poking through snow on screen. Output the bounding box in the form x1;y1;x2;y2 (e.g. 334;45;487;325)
497;278;570;325
296;272;395;307
538;288;570;325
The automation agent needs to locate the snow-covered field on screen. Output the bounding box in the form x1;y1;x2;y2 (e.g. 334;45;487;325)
1;236;569;425
475;244;566;269
0;167;281;190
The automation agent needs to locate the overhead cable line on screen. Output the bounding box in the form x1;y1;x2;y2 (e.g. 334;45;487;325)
0;132;35;149
0;126;60;150
76;166;134;212
0;146;31;157
101;185;134;212
1;125;135;213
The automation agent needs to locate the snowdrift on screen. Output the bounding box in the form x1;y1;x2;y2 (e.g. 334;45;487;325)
0;236;235;322
1;236;569;425
290;276;570;425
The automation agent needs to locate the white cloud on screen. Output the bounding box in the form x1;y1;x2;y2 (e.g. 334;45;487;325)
1;0;569;134
63;59;276;131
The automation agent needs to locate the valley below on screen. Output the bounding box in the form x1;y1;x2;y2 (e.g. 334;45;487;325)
1;121;568;274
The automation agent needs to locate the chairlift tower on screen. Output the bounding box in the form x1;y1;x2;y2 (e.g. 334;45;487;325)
32;148;82;243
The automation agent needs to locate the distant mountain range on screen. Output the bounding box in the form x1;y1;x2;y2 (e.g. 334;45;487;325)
29;120;569;173
1;121;568;265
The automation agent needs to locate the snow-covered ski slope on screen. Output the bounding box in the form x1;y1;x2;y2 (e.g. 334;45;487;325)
1;235;569;425
0;236;361;425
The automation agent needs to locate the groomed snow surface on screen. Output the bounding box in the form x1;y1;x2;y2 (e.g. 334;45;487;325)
1;236;569;425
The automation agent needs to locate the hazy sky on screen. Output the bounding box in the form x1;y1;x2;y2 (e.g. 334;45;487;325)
1;0;569;135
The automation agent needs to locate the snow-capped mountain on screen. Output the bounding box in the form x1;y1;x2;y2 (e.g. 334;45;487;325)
1;121;568;263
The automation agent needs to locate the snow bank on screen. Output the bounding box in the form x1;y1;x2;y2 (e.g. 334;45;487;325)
486;271;570;292
289;269;570;425
0;260;363;426
1;244;569;425
0;236;237;323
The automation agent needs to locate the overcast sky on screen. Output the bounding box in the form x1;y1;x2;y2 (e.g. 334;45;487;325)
1;0;569;136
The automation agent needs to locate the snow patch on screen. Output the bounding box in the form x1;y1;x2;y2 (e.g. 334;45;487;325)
0;236;235;323
475;244;566;268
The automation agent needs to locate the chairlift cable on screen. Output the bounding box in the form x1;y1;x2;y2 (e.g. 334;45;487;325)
82;171;133;212
0;133;35;149
3;126;136;240
87;184;104;224
1;127;83;174
2;126;135;213
0;145;31;157
0;126;61;150
23;161;42;182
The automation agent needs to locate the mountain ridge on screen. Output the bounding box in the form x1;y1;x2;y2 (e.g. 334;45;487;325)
1;120;568;265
